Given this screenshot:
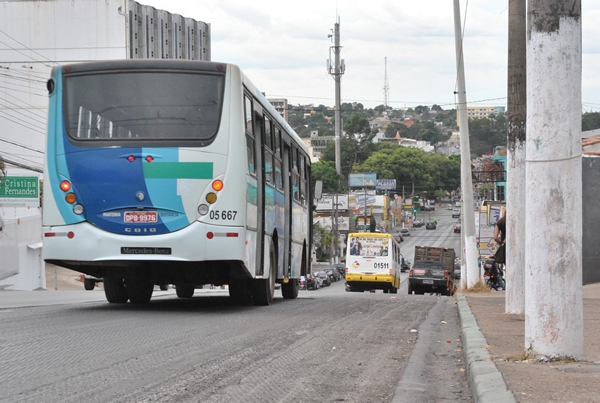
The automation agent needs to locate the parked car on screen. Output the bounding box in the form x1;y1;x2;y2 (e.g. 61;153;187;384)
305;274;320;290
425;221;437;230
453;224;461;233
413;219;425;228
452;209;461;218
400;228;410;237
326;269;341;282
333;263;346;278
315;271;331;286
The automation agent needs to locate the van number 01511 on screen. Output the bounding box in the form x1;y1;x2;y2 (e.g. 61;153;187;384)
209;210;237;220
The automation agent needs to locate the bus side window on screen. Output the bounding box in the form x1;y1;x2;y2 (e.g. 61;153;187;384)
264;116;274;186
244;95;255;175
292;146;299;201
274;128;283;190
246;135;255;175
299;154;306;204
244;95;253;135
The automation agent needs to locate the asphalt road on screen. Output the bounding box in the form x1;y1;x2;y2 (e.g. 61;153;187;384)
1;208;469;403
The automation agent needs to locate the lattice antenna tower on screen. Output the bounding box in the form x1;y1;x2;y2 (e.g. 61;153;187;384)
383;56;389;108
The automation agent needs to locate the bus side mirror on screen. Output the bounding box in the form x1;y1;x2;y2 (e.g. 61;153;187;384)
314;180;322;200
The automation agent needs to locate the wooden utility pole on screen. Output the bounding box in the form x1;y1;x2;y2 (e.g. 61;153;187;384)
525;0;583;359
505;0;526;314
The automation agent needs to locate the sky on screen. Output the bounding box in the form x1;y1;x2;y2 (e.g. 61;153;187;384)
141;0;600;112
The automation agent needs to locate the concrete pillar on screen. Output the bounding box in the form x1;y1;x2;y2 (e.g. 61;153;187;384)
525;0;583;359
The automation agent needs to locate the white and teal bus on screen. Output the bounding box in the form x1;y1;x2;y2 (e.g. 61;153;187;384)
43;59;314;305
345;232;401;293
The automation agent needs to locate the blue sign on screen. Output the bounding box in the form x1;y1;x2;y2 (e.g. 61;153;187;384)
376;179;396;191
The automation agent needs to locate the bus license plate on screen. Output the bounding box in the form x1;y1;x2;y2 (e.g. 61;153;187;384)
422;279;434;284
124;211;158;223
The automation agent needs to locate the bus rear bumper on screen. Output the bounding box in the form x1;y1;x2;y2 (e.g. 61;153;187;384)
43;221;247;263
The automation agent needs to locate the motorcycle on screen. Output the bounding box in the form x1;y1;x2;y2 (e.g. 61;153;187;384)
483;255;504;291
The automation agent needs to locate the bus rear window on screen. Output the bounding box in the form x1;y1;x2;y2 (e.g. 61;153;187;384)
64;71;224;142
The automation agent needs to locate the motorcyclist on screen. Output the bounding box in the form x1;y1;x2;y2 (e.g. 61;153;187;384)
492;209;506;290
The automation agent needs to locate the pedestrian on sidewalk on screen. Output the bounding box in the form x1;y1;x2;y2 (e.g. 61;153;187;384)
493;209;506;290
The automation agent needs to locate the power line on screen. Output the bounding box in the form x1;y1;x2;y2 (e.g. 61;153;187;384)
0;156;43;174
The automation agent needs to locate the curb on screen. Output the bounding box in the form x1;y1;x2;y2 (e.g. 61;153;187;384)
456;293;517;403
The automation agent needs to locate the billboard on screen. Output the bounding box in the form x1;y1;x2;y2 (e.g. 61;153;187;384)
348;173;377;188
0;177;39;207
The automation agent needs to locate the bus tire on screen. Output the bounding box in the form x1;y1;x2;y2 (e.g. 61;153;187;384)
127;279;154;304
281;279;299;299
175;285;195;299
391;287;398;294
159;284;169;291
229;280;251;305
252;245;276;306
104;277;128;303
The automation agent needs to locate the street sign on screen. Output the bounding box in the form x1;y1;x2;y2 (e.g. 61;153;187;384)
376;179;396;191
0;176;40;207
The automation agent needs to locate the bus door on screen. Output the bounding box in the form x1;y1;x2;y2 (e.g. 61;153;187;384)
282;141;292;278
253;106;265;276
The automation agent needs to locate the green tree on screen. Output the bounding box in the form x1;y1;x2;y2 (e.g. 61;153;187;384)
344;112;371;136
582;112;600;131
311;160;344;193
384;122;409;138
468;115;507;157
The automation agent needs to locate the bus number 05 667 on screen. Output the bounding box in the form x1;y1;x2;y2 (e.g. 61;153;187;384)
209;210;238;220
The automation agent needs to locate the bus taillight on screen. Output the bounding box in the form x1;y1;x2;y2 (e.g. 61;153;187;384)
212;180;223;191
145;155;153;162
60;180;71;192
65;193;77;204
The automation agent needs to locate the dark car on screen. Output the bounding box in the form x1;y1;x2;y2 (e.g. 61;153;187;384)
315;271;331;286
425;221;437;230
305;274;320;290
333;263;346;278
408;260;454;295
453;224;461;233
413;219;425;228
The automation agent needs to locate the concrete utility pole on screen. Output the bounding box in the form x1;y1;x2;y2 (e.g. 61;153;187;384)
506;0;526;314
453;0;479;288
328;18;345;176
525;0;583;359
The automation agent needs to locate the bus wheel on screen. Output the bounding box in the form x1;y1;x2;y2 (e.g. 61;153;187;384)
126;279;154;304
159;284;169;291
229;280;251;305
391;287;398;294
104;277;128;303
175;285;195;299
252;246;276;306
281;279;299;299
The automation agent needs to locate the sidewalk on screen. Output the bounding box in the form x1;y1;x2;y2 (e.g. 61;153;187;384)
458;284;600;403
